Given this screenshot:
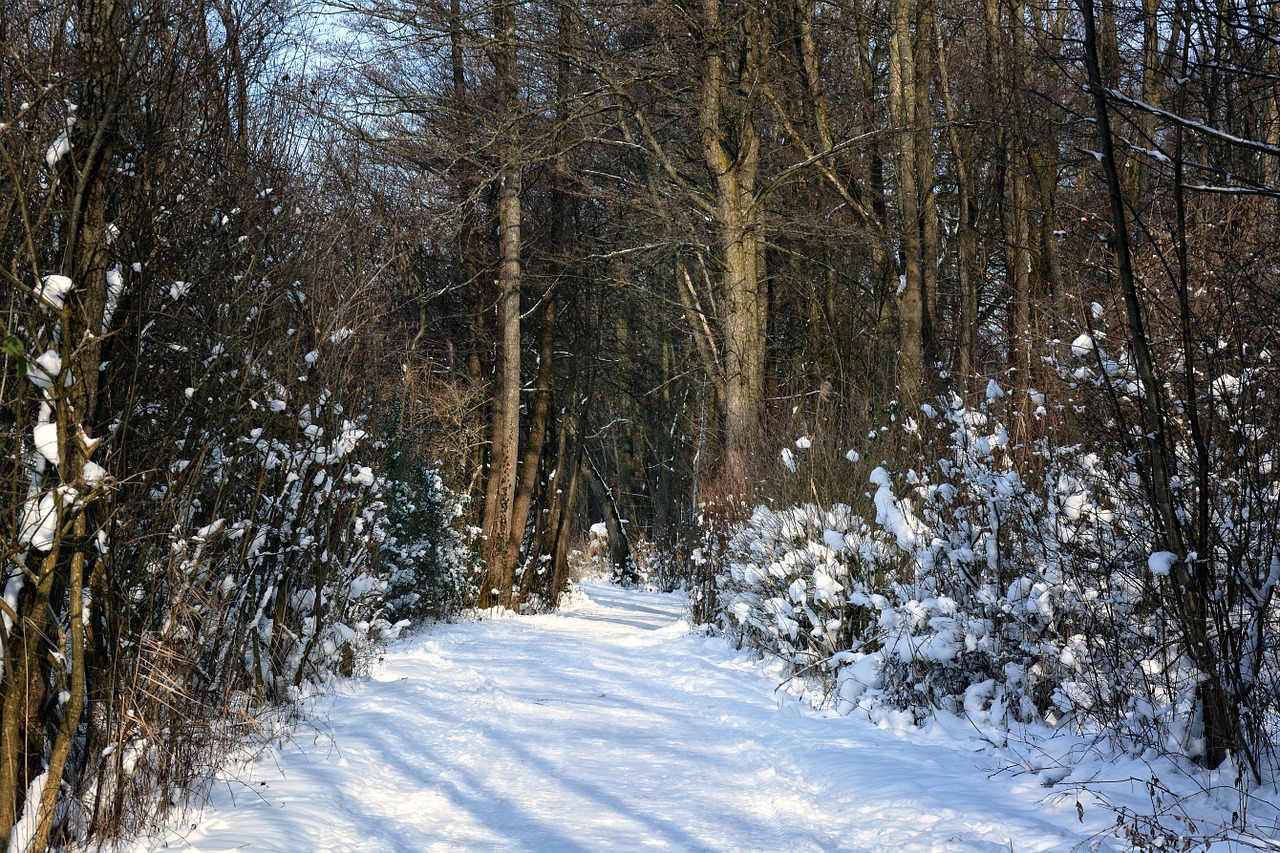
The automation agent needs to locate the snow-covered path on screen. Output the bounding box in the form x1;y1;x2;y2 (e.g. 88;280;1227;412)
139;583;1105;852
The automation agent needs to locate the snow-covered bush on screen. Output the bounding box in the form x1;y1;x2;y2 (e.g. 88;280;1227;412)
718;503;899;677
717;392;1065;723
711;387;1269;747
0;30;484;843
853;393;1067;723
379;451;477;622
1049;303;1280;772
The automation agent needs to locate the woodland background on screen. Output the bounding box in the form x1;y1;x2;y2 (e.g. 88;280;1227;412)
2;0;1280;847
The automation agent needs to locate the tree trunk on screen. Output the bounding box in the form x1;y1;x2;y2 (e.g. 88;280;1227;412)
588;456;635;584
887;0;924;400
508;296;555;608
933;18;979;395
0;0;120;844
547;410;586;603
478;0;522;609
700;0;765;483
915;3;940;370
1004;163;1033;383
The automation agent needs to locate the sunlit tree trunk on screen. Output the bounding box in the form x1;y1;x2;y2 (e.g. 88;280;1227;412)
478;0;522;609
700;0;765;483
887;0;924;399
509;297;554;607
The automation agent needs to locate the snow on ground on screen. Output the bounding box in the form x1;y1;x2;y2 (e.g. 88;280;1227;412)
136;582;1134;852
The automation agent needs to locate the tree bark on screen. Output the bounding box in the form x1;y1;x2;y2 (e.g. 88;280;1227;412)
915;3;940;368
887;0;924;399
700;0;765;483
0;0;120;844
933;18;979;395
478;0;522;609
508;295;555;608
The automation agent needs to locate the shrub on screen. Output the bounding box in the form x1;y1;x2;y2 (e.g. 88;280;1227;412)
710;386;1280;759
379;451;478;623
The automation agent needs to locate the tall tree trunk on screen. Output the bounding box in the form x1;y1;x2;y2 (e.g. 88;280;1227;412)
514;0;576;607
984;0;1035;386
508;295;555;608
478;0;522;609
700;0;765;484
933;18;979;395
1133;0;1162;205
525;378;579;604
548;423;585;600
887;0;924;399
1004;162;1034;383
449;0;488;506
588;455;635;583
719;200;764;480
915;2;940;370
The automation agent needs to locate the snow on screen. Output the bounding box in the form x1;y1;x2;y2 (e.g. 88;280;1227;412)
133;583;1113;853
870;467;923;550
104;266;126;331
19;493;57;551
1149;551;1178;577
7;771;49;853
37;274;74;309
1212;373;1242;398
27;349;63;389
821;528;847;552
1106;88;1280;157
82;460;108;486
1071;333;1096;358
45;131;71;167
1;573;22;637
33;419;58;466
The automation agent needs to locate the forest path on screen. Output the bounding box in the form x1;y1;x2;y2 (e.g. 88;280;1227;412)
136;582;1106;852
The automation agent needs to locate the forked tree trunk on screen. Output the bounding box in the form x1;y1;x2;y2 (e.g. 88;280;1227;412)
700;0;765;483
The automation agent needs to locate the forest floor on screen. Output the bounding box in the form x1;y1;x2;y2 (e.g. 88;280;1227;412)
130;582;1273;852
